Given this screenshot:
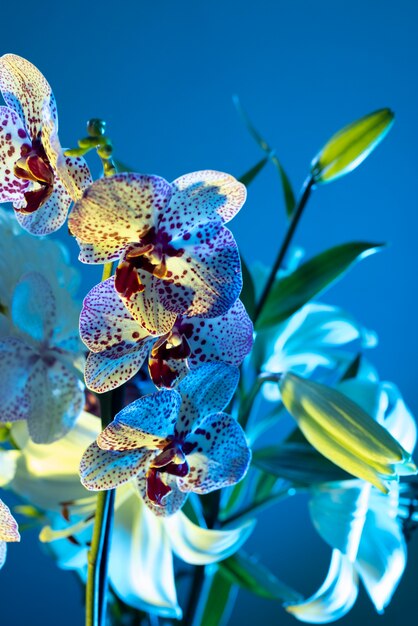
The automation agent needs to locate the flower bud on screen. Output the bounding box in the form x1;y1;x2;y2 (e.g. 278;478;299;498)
311;108;394;184
279;372;416;492
87;118;106;138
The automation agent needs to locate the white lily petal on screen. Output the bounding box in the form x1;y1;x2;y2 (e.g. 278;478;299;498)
109;487;182;619
286;551;358;623
0;450;20;487
382;382;417;454
166;512;255;565
309;481;371;560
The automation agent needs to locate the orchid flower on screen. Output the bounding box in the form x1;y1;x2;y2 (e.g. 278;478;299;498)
80;363;251;516
0;271;84;443
79;275;253;390
0;54;92;235
7;413;254;619
285;376;417;622
250;302;376;402
0;498;20;569
68;170;246;335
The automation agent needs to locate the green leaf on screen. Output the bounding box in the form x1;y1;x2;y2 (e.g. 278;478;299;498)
256;241;384;330
253;443;351;484
239;253;256;320
233;95;296;218
311;108;394;184
219;551;303;603
199;570;236;626
239;156;269;187
113;159;136;173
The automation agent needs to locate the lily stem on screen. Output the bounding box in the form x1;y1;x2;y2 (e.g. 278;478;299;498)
253;175;315;325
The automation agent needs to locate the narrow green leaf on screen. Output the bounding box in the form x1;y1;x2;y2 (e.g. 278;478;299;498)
219;551;303;603
239;253;256;320
311;108;394;184
233;95;296;217
199;570;236;626
253;443;351;484
239;156;269;187
256;241;384;330
113;159;135;173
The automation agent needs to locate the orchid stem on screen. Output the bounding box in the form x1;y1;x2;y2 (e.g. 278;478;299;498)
239;373;282;430
253;175;315;325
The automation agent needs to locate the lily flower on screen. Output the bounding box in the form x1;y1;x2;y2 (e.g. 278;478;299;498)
8;412;254;618
285;376;417;622
0;54;92;235
0;498;20;569
80;363;251;516
68;170;246;335
80;276;253;390
0;271;84;443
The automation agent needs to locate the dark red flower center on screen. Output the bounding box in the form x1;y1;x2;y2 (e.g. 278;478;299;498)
14;135;55;213
115;227;184;299
148;317;194;388
146;440;189;506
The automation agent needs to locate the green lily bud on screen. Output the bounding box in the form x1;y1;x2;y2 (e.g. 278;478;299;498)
279;372;416;492
311;108;394;184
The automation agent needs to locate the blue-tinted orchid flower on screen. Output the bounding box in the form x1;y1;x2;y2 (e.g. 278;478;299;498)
68;171;246;335
0;54;92;235
8;412;254;619
0;498;20;569
0;271;84;443
79;276;253;390
80;363;251;516
285;376;417;622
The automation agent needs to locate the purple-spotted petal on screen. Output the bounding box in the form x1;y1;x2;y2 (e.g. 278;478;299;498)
0;54;57;139
98;389;181;451
68;173;172;263
0;498;20;542
85;341;151;393
15;175;71;235
120;272;177;336
80;277;150;353
187;300;253;369
26;358;84;444
80;441;149;490
180;412;251;494
11;272;56;343
0;106;30;203
176;363;239;438
160;224;242;318
136;468;188;517
0;337;34;422
166;170;246;233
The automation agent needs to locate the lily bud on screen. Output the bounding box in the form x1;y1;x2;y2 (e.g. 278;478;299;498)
311;108;394;184
279;372;416;492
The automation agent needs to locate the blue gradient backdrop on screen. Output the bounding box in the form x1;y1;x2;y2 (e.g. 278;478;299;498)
1;1;418;625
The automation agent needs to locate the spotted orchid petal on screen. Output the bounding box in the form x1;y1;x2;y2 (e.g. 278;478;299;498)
0;498;20;543
97;390;181;451
176;363;239;437
109;486;182;619
80;277;151;354
356;487;406;612
0;54;57;139
157;223;242;319
68;173;172;263
166;513;255;565
14;176;72;235
187;299;254;369
309;481;371;561
0;106;30;203
25;358;84;444
180;412;251;494
85;341;150;393
137;468;189;517
166;170;246;233
0;337;34;421
285;551;358;623
80;441;150;490
11;272;56;343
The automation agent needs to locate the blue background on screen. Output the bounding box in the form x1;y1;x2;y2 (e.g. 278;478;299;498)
1;1;418;624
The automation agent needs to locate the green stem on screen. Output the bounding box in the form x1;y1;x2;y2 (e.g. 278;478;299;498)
220;486;297;527
238;373;282;430
253;175;315;324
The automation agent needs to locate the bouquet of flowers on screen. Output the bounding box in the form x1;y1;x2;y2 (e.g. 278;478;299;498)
0;54;416;626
